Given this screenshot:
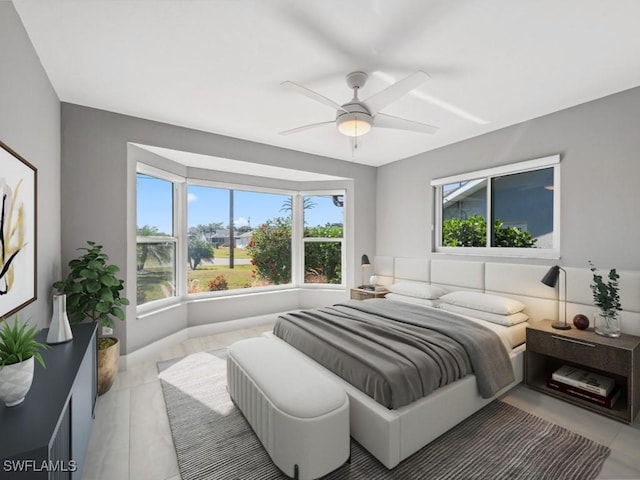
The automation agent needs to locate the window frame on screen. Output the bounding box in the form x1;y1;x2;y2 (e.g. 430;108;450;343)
136;163;186;314
431;155;560;258
185;179;297;297
298;190;346;288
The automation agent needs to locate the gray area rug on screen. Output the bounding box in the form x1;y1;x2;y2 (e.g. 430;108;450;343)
157;350;610;480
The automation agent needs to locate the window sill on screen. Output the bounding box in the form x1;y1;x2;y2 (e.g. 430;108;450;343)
136;284;345;319
434;247;560;260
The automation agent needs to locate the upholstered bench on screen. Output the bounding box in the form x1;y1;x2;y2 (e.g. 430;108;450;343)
227;337;350;480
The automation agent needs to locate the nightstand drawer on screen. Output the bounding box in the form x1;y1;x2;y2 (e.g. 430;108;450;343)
526;329;628;376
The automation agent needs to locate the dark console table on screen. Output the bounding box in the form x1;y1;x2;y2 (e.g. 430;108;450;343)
0;323;98;479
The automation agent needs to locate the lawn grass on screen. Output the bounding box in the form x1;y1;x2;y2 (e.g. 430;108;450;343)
211;246;250;259
188;265;255;291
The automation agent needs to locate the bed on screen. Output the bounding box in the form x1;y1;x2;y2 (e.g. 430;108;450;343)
265;258;558;469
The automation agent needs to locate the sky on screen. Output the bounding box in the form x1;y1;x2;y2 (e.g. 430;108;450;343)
137;174;343;234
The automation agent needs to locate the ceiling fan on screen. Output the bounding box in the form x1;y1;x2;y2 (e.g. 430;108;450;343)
279;71;439;140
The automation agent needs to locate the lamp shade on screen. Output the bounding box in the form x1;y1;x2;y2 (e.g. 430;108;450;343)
541;265;561;287
337;116;372;137
361;255;371;267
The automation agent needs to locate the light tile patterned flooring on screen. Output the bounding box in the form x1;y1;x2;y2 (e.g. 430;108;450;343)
81;323;640;480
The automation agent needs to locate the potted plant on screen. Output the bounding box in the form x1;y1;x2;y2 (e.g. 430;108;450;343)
589;261;622;338
0;317;48;406
53;241;130;395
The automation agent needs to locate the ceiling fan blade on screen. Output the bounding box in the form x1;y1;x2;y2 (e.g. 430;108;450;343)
375;113;439;135
281;81;347;113
279;120;335;136
363;71;430;115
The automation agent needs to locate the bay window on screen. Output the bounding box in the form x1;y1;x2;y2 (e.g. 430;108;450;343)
136;162;347;309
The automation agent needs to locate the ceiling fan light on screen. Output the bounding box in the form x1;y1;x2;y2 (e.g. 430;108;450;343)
337;115;372;137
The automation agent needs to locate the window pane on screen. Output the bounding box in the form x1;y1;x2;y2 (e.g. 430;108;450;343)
187;185;292;292
137;173;173;236
303;195;344;238
491;168;554;248
136;242;175;305
304;242;342;284
441;179;487;247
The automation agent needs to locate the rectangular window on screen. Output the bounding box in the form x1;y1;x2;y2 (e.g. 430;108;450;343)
433;155;560;257
136;172;178;306
302;194;344;284
187;184;293;293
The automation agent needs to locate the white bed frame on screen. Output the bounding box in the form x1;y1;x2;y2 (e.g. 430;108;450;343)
267;258;640;469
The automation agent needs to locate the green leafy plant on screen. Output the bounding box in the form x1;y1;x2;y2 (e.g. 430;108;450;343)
53;241;130;330
246;217;293;284
442;215;536;247
589;261;622;317
188;237;215;270
0;317;48;367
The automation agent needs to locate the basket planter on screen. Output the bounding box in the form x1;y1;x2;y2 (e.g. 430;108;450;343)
97;337;120;395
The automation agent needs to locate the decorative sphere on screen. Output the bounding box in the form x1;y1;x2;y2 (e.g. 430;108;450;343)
573;314;589;330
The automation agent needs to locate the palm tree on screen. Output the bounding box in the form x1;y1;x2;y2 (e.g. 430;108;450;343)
137;225;172;272
280;197;317;216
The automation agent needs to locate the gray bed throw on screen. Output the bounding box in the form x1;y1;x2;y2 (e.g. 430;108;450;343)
274;299;515;409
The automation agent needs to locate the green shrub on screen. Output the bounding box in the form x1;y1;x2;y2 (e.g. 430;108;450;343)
246;218;292;284
442;216;536;248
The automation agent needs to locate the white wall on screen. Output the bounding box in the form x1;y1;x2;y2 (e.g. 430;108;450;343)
61;104;377;353
0;2;61;328
376;86;640;271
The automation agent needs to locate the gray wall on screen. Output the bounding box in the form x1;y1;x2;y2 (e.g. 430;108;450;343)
376;86;640;271
61;104;377;353
0;2;61;328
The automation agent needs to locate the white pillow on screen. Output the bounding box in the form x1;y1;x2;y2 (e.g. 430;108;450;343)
388;281;448;300
385;293;440;308
439;291;526;315
439;303;529;326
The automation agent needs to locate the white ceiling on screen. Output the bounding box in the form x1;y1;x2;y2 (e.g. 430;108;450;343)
12;0;640;167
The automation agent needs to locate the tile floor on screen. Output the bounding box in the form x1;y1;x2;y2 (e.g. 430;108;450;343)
81;323;640;480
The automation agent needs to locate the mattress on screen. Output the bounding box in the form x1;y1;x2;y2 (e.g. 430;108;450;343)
274;299;515;409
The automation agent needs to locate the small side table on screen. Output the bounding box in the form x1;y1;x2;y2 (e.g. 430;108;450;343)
525;319;640;423
350;287;388;301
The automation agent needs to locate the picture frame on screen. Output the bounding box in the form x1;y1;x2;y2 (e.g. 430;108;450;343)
0;141;37;319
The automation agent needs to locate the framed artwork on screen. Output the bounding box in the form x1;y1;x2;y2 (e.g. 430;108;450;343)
0;141;37;319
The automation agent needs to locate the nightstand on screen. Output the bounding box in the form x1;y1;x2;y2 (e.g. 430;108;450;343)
525;319;640;423
350;287;388;300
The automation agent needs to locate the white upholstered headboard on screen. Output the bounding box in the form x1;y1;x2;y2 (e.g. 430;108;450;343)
372;256;640;336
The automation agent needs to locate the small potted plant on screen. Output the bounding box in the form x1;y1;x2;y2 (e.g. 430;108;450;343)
53;241;130;395
589;261;622;338
0;317;48;406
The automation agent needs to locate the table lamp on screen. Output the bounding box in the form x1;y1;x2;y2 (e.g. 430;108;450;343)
541;265;570;330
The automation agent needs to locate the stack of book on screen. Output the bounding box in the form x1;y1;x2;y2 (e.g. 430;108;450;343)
359;284;386;292
547;365;622;409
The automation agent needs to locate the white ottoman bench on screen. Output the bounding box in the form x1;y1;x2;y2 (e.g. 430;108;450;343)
227;337;350;479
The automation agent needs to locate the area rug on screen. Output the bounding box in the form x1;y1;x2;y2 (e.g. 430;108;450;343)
157;350;610;480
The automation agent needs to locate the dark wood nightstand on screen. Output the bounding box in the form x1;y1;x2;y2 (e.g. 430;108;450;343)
350;287;389;300
525;319;640;423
